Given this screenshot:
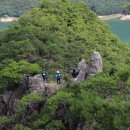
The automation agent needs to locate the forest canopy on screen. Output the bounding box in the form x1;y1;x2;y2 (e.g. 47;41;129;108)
0;0;130;130
0;0;41;17
0;0;130;17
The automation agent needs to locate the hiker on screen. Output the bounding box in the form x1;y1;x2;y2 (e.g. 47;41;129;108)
24;73;30;90
42;71;47;83
56;70;62;84
72;68;80;78
72;68;77;78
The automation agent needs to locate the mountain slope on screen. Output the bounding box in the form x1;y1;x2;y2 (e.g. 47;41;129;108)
0;0;130;88
0;0;130;130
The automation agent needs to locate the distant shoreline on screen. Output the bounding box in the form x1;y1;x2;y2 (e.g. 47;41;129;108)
0;17;18;22
98;14;130;21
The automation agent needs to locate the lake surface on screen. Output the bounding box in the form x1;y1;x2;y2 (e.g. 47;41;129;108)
0;22;12;30
107;19;130;44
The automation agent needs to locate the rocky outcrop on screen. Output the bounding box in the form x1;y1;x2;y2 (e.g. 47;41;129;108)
29;75;64;97
78;59;87;72
0;77;30;116
72;51;103;82
29;75;47;93
0;74;64;116
72;59;87;82
0;75;64;129
88;51;103;75
0;91;20;116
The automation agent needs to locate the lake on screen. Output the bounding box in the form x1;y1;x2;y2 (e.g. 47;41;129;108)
107;19;130;44
0;22;12;30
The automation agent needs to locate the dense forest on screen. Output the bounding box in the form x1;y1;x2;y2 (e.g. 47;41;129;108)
0;0;41;17
0;0;130;17
0;0;130;130
84;0;130;15
122;2;130;14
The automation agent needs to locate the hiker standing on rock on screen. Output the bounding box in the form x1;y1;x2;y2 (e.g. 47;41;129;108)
56;70;62;84
42;71;47;83
72;68;80;78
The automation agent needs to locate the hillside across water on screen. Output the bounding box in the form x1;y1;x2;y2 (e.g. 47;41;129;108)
0;0;130;17
0;0;41;17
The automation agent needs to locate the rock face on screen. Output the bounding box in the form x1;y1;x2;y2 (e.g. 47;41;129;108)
72;51;103;82
0;74;64;116
29;75;64;97
0;91;20;116
88;51;103;75
0;77;31;116
29;75;47;93
73;59;87;82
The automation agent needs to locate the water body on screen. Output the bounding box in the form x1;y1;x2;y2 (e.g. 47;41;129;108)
0;22;12;30
107;19;130;44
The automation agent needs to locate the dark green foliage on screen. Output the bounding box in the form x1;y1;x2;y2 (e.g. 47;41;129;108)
0;60;41;91
21;93;43;105
0;116;10;126
0;0;130;17
12;124;32;130
81;74;118;97
9;74;130;130
0;1;130;130
122;2;130;14
84;0;130;15
0;0;130;72
0;40;35;62
0;0;41;17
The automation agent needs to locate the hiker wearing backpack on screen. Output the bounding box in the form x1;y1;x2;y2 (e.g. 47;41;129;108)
72;68;80;78
56;70;61;84
42;71;47;83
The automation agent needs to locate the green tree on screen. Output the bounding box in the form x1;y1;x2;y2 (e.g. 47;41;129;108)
0;60;41;91
122;2;130;14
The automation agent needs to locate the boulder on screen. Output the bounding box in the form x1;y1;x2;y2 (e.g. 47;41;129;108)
78;59;87;72
2;91;12;104
29;75;63;97
29;75;47;93
88;51;103;75
73;59;87;82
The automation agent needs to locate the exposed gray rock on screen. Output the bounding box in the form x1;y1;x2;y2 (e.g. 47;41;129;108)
88;51;103;75
0;91;20;116
29;75;47;93
3;91;13;104
0;74;63;116
72;59;87;82
29;75;64;97
78;59;87;72
72;52;103;82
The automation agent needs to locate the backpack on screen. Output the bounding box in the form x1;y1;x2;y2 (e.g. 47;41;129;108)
57;72;61;78
42;72;46;76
